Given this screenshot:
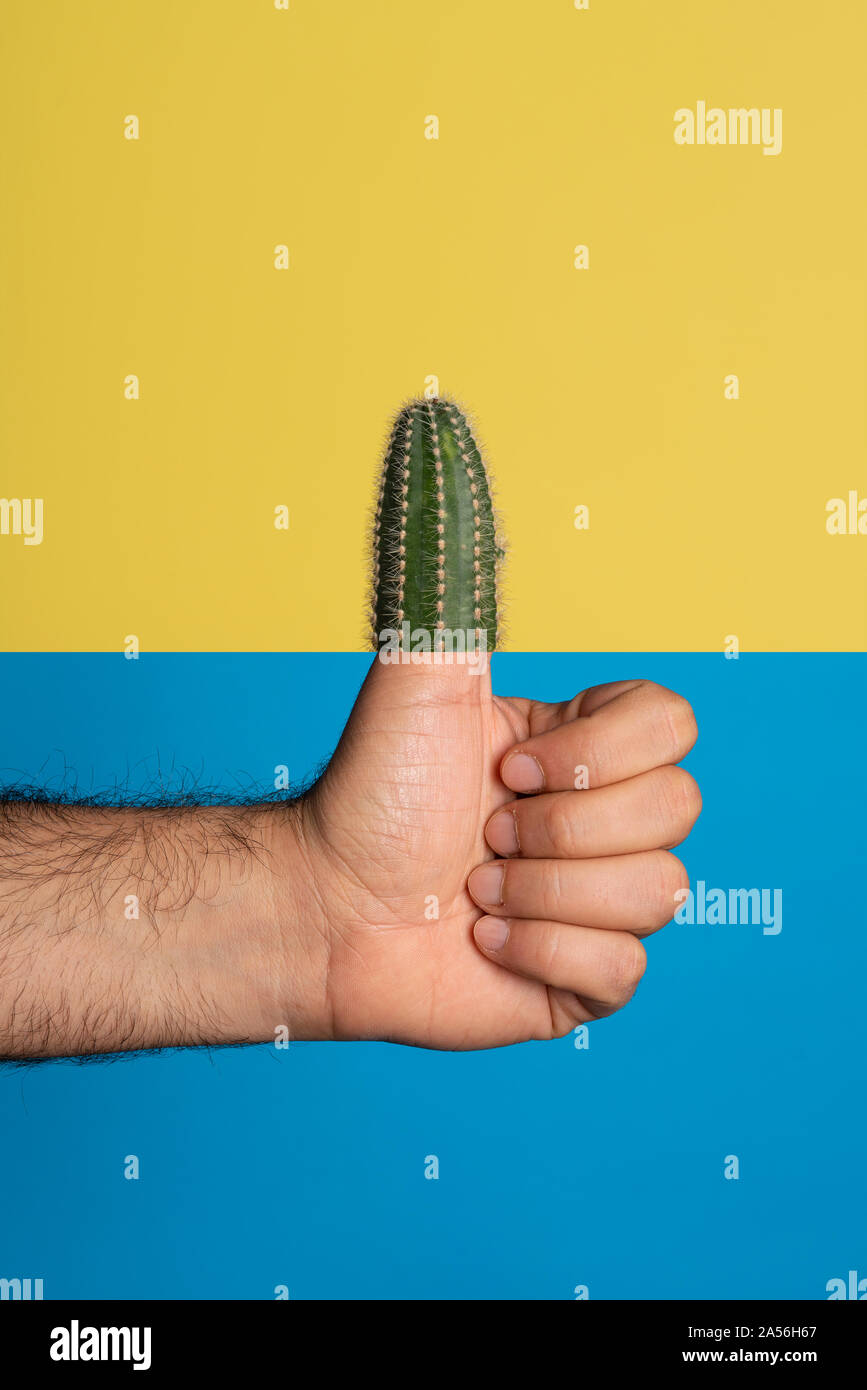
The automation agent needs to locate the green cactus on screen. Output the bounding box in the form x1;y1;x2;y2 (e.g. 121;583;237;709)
370;398;503;654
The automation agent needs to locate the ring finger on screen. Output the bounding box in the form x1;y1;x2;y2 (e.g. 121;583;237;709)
467;849;688;934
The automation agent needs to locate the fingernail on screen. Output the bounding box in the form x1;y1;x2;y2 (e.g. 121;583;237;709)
485;809;519;856
502;752;545;793
467;862;505;907
474;915;510;952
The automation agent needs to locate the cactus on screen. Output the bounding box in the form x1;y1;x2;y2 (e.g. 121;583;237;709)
370;398;503;654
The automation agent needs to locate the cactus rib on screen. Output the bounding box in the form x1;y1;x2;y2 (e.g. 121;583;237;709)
370;398;502;652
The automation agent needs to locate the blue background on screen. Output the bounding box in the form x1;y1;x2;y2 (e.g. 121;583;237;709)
0;652;864;1300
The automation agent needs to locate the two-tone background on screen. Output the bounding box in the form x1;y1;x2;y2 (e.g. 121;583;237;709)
1;1;864;1299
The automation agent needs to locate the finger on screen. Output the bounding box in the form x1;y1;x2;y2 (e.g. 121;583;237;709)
499;680;698;794
485;766;702;859
473;916;647;1018
467;850;688;933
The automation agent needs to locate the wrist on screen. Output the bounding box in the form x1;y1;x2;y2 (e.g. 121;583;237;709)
254;797;335;1043
184;799;334;1048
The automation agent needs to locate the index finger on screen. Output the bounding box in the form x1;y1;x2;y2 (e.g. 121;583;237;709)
499;680;698;794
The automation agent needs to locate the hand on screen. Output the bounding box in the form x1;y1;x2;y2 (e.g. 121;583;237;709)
0;656;699;1058
294;656;700;1049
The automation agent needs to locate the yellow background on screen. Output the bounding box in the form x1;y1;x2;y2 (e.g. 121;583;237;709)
1;0;864;651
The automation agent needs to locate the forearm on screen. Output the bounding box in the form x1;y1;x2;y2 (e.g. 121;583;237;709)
0;798;330;1059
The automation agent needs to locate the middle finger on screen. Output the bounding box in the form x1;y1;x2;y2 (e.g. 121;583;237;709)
485;766;702;860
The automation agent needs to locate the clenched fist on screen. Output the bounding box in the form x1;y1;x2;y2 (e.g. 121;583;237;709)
0;655;700;1058
291;656;701;1049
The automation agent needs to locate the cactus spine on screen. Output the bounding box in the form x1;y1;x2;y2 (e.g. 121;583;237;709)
370;399;502;653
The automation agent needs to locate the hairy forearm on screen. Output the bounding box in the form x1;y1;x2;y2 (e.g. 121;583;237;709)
0;798;330;1059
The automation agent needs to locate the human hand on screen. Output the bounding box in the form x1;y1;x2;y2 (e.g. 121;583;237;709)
291;656;700;1049
0;656;699;1058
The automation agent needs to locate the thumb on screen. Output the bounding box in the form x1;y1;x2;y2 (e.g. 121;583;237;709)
356;645;493;717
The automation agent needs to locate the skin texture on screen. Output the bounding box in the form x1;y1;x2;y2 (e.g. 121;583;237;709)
0;657;700;1059
296;657;700;1049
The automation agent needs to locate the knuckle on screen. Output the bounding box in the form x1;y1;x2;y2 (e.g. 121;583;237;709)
658;766;702;838
647;850;689;925
541;858;566;918
657;688;698;758
663;852;690;918
537;925;565;976
546;991;587;1039
606;933;647;1004
542;795;579;854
